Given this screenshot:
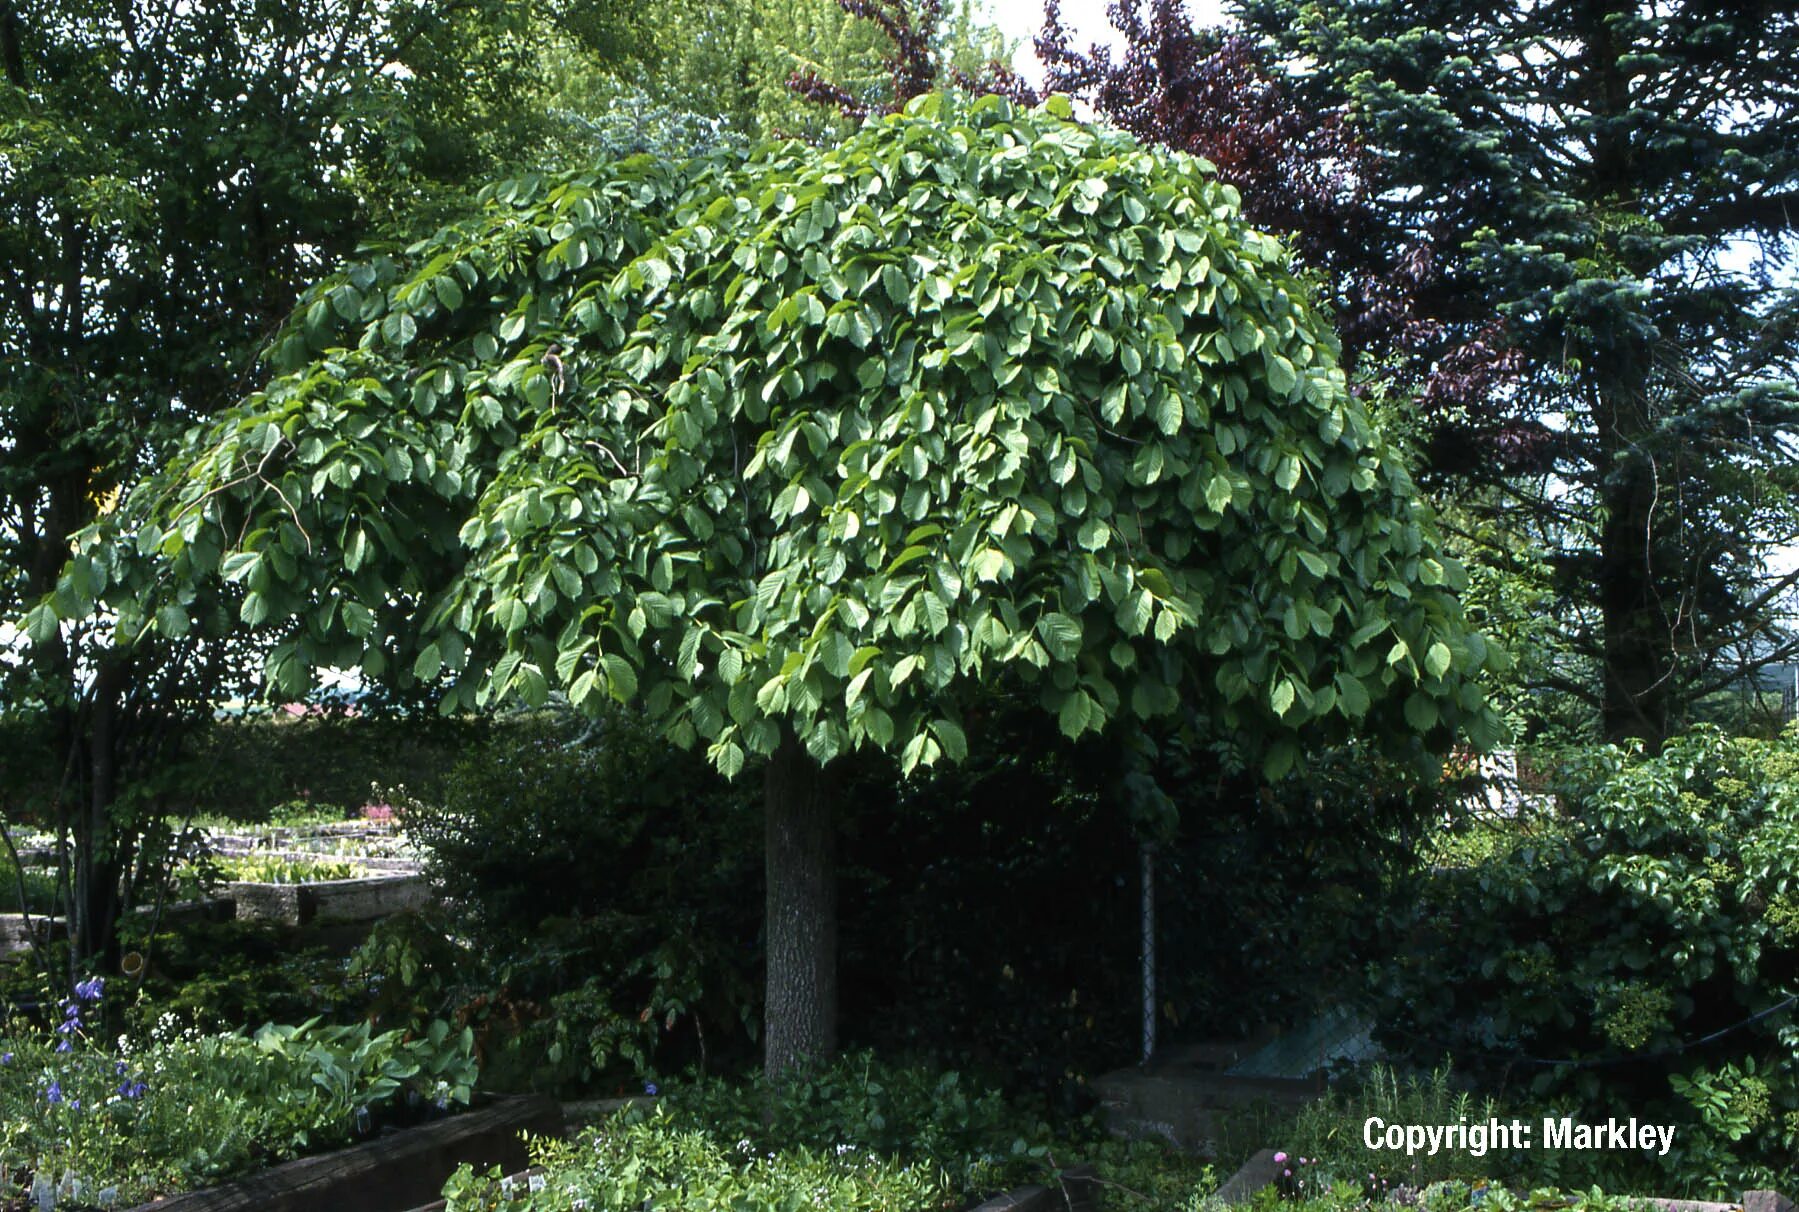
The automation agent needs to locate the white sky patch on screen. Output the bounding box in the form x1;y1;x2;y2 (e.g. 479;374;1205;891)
984;0;1232;89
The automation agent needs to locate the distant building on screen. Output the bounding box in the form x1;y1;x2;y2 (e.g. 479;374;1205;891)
1766;663;1799;724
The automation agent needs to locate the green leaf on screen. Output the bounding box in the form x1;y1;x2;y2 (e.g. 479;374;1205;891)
602;653;639;701
714;742;745;780
931;718;968;762
414;643;443;681
1266;352;1296;396
1038;612;1082;661
1336;673;1371;718
1271;679;1296;717
1058;689;1094;737
1425;642;1453;679
1262;739;1299;782
157;603;190;638
1153;393;1182;434
432;276;464;312
23;602;58;645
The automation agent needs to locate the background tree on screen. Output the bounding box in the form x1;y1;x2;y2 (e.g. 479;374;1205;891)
813;0;1528;452
623;0;1009;143
57;95;1500;1074
1234;0;1799;745
787;0;1031;126
0;0;655;973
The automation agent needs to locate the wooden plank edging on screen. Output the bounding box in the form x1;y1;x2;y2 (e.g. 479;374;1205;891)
124;1094;563;1212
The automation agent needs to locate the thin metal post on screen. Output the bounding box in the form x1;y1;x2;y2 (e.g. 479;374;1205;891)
1140;841;1156;1065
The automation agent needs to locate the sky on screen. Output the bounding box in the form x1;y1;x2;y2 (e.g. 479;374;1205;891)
986;0;1231;87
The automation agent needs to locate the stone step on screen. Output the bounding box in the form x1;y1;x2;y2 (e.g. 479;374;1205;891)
1089;1066;1322;1155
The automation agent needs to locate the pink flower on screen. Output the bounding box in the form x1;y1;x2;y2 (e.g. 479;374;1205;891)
1273;1152;1288;1164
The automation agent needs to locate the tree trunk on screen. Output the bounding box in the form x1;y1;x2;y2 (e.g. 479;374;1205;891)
1597;377;1671;748
762;733;837;1079
73;660;126;972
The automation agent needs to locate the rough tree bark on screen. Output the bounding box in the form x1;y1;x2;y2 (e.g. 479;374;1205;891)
762;732;838;1079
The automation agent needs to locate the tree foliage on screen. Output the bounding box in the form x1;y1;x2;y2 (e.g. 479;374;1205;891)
0;0;649;968
63;94;1500;782
626;0;1009;143
1007;0;1527;458
1237;0;1799;743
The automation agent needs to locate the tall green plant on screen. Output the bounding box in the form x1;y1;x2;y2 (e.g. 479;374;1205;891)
53;93;1499;1074
1237;0;1799;744
0;0;655;975
1376;727;1799;1194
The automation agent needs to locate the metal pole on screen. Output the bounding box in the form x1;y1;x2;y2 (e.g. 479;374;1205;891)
1140;841;1156;1065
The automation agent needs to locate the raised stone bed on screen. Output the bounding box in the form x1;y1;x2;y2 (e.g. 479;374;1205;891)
231;872;431;928
233;849;422;874
1213;1149;1792;1212
124;1094;562;1212
397;1158;1101;1212
957;1165;1100;1212
0;912;61;955
136;896;238;927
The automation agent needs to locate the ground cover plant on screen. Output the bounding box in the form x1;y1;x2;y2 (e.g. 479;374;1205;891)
441;1053;1214;1211
0;976;476;1209
1376;726;1799;1195
55;89;1501;1085
3;0;1795;1201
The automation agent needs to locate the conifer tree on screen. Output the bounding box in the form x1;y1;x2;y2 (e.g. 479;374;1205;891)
1237;0;1799;743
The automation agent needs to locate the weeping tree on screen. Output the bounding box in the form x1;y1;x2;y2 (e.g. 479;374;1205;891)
46;94;1500;1075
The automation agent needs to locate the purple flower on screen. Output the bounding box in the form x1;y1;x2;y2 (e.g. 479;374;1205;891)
74;976;104;1002
54;1039;71;1053
44;1080;62;1105
0;1052;12;1064
644;1082;659;1096
117;1079;147;1100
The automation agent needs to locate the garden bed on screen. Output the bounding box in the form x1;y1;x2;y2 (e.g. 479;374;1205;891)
121;1094;563;1212
230;872;432;928
0;912;60;955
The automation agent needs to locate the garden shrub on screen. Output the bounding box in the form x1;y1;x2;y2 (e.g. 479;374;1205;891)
837;708;1448;1089
179;710;484;823
119;919;368;1034
442;1114;971;1212
443;1053;1214;1211
1375;726;1799;1195
0;976;476;1208
378;709;762;1090
1248;1064;1660;1198
374;699;1446;1097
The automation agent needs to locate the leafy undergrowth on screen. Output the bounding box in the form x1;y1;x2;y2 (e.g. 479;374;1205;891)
0;977;476;1211
443;1052;1213;1210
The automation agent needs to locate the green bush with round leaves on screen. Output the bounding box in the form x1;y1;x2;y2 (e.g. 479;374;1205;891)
1375;726;1799;1196
56;91;1497;783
